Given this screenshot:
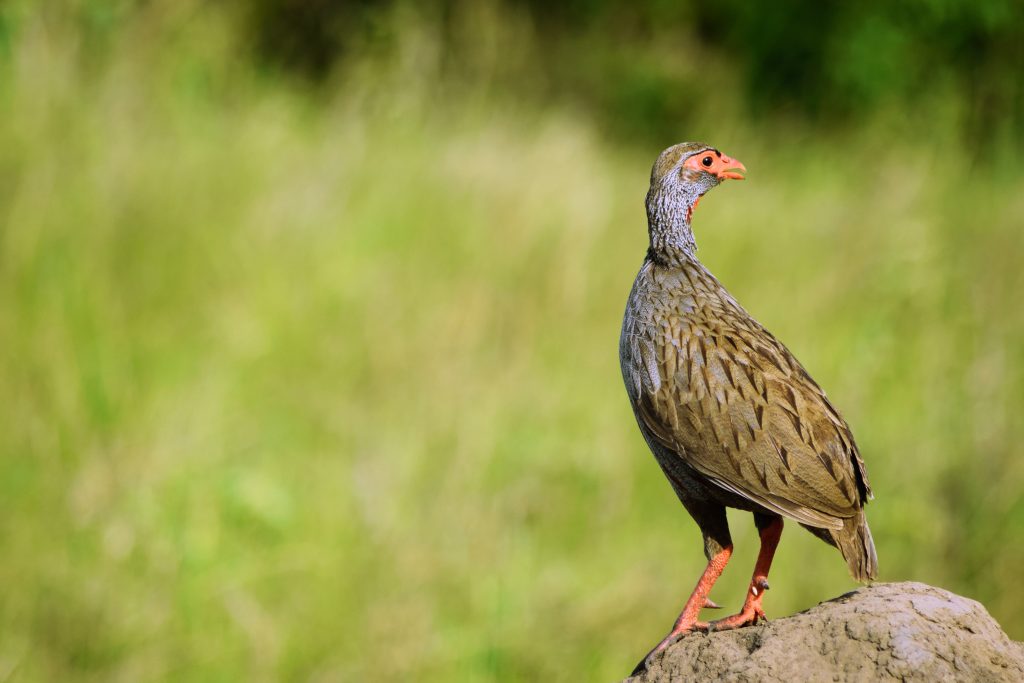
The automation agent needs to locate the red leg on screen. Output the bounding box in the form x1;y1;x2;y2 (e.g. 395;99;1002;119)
634;545;732;670
709;517;783;631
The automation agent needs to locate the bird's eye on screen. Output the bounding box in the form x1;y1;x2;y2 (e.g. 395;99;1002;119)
701;156;713;168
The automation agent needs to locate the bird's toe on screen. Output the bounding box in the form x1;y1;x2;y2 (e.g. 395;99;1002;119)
630;656;649;677
631;621;709;676
708;609;762;632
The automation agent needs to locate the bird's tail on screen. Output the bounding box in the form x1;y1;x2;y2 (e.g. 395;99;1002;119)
829;511;877;582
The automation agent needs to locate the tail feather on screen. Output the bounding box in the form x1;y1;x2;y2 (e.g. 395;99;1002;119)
830;512;877;582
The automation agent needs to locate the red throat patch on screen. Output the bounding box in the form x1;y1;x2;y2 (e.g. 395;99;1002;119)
687;195;703;222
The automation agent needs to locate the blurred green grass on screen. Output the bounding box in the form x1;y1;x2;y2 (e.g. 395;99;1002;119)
1;4;1023;682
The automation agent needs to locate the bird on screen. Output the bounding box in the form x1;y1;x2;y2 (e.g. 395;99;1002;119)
620;142;877;674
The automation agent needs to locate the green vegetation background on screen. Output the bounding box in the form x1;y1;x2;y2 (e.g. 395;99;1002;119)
1;1;1022;680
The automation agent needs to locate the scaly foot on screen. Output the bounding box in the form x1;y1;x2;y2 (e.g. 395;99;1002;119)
632;595;724;675
709;577;769;631
631;620;709;677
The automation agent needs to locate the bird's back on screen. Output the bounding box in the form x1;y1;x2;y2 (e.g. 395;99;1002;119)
620;255;873;532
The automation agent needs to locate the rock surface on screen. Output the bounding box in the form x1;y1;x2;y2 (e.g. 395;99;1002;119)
625;582;1024;683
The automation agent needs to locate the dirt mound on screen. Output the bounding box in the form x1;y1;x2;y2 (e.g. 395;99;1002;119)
625;581;1024;682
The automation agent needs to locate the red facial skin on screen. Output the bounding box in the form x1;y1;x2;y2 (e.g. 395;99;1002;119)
683;150;746;222
683;150;747;180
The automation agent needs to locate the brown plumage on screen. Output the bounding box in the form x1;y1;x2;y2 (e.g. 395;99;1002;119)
621;142;877;673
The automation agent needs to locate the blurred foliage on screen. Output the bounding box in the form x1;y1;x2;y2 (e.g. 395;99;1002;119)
5;0;1022;146
0;1;1022;681
240;0;1024;146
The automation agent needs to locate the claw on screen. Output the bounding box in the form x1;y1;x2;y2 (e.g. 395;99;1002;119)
704;598;721;609
630;656;650;677
631;620;709;675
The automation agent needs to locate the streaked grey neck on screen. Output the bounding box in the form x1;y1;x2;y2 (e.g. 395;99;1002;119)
646;185;700;263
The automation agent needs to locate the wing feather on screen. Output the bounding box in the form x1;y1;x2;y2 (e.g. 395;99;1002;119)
627;267;871;528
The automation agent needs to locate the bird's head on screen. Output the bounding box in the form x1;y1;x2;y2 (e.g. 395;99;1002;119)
645;142;746;258
649;142;746;217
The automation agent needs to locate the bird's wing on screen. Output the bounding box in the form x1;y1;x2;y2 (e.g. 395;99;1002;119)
631;306;871;530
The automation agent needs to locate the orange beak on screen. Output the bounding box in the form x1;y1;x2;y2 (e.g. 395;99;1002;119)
714;154;746;180
683;151;747;180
